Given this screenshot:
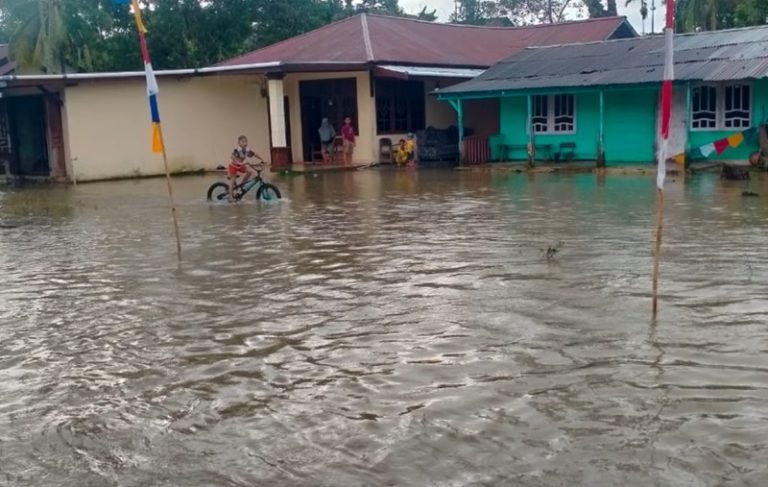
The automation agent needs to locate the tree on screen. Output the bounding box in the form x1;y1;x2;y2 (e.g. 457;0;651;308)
1;0;68;73
623;0;649;34
417;6;438;21
1;0;434;73
451;0;580;25
675;0;738;31
585;0;618;17
499;0;581;24
735;0;768;27
450;0;503;25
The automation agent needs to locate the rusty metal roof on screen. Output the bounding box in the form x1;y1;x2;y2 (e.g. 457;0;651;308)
217;14;634;70
440;25;768;96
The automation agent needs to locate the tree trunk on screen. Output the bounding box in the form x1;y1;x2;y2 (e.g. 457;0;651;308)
606;0;618;16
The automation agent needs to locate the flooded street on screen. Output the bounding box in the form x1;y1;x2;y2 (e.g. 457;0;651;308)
1;168;767;486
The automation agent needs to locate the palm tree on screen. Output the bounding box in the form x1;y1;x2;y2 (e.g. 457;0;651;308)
1;0;68;73
624;0;649;33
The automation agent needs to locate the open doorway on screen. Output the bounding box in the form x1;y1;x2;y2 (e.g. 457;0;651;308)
1;95;50;176
299;78;358;161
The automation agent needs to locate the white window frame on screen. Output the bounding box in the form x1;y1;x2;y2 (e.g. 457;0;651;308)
691;82;752;132
531;94;576;135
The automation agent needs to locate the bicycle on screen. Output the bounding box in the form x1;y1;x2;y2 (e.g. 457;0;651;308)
206;164;281;202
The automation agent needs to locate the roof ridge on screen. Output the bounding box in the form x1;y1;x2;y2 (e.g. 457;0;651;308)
364;13;629;31
361;13;374;62
518;23;768;53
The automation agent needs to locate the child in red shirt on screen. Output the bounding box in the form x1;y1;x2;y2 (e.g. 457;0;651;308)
341;117;356;165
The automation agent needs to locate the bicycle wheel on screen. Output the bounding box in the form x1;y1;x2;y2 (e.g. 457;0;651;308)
207;182;230;202
256;183;281;201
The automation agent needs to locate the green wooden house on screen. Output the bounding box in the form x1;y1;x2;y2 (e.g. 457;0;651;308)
438;25;768;166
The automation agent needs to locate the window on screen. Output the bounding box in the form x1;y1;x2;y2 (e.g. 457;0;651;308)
692;83;751;131
375;79;425;134
531;94;575;134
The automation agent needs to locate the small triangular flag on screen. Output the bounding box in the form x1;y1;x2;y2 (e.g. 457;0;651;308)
700;143;716;157
727;133;744;148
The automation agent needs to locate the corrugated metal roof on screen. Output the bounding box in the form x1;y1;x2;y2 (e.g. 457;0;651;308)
217;14;634;69
441;25;768;96
377;65;485;78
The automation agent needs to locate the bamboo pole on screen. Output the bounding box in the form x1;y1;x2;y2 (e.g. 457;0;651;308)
653;0;675;317
651;189;664;315
157;124;182;260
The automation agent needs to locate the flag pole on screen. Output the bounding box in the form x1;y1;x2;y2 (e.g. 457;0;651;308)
128;0;181;260
653;0;675;316
157;124;182;258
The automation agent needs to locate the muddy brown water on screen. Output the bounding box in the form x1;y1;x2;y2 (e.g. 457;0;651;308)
1;169;767;486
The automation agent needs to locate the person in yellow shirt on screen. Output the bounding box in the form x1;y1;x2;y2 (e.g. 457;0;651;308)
395;139;408;166
396;133;416;166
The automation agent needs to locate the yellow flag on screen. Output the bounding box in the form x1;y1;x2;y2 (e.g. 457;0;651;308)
152;124;164;153
131;0;148;34
727;132;744;148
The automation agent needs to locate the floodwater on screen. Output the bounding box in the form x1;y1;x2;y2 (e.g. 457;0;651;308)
1;168;767;486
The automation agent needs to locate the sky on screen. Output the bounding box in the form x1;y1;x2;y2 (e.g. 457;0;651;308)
399;0;665;35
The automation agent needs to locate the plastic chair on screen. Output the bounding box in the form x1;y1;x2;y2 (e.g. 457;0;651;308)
379;138;393;164
556;142;576;162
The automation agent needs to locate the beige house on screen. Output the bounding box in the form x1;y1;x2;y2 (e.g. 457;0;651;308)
0;15;635;182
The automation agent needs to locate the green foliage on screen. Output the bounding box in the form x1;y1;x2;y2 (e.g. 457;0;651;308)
451;0;580;25
0;0;434;74
585;0;618;17
735;0;768;27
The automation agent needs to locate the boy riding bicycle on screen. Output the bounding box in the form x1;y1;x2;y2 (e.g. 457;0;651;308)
228;135;264;202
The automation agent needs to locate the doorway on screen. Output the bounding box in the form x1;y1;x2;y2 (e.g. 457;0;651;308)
299;78;358;161
6;96;50;175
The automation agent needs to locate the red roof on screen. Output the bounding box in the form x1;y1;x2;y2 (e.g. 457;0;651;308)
218;14;634;69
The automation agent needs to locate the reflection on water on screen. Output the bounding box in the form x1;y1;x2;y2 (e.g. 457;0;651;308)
1;169;767;486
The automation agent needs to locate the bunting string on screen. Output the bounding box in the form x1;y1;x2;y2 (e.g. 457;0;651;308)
671;126;759;165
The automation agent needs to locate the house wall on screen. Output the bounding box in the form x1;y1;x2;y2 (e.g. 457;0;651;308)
687;78;768;161
65;75;270;181
465;98;500;136
426;78;459;129
499;92;600;161
605;88;657;164
496;88;658;165
284;71;375;164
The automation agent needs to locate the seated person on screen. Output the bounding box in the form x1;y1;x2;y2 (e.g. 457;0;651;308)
395;133;416;166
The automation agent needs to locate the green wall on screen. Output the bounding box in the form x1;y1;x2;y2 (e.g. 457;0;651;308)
688;78;768;161
604;88;657;165
494;79;767;165
498;93;600;161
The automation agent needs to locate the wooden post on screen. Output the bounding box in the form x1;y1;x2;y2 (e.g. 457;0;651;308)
448;98;464;166
527;95;535;168
684;82;691;171
267;74;291;169
597;90;606;168
457;99;464;166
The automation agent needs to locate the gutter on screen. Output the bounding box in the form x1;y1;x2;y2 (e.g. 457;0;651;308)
0;61;282;82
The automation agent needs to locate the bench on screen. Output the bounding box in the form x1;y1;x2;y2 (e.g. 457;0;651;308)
554;142;576;162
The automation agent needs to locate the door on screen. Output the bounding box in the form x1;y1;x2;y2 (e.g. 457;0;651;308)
9;96;49;175
299;78;358;162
